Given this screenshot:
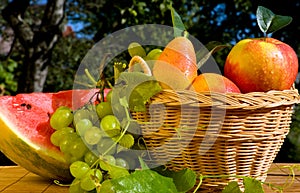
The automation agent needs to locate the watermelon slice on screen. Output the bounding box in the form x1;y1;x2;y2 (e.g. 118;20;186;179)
0;89;99;182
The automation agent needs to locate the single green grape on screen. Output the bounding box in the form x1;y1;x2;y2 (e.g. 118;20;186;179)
99;180;114;192
69;138;88;160
84;151;99;166
80;177;95;191
75;118;93;136
100;115;121;137
85;104;99;123
92;168;103;182
145;48;162;60
69;178;83;193
97;137;117;155
59;133;78;153
80;169;103;191
50;107;73;130
116;152;138;169
64;153;79;164
84;126;103;145
100;155;116;171
118;133;135;148
128;42;146;58
50;126;74;146
61;126;75;133
105;90;112;103
73;109;91;125
69;161;90;179
50;131;61;147
115;158;130;169
96;101;113;119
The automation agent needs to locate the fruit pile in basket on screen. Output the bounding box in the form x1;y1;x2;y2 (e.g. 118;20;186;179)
0;5;299;193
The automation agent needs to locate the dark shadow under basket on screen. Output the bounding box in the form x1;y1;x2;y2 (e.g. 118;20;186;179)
131;88;300;190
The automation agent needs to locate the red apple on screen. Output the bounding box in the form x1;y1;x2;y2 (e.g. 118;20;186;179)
224;37;298;93
190;73;241;93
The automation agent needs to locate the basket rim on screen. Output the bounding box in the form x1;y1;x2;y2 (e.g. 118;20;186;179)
148;88;300;110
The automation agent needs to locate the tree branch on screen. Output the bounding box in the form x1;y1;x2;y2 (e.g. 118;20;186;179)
2;0;67;92
2;0;33;50
33;0;66;54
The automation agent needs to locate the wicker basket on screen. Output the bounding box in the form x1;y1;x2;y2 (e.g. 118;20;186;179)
131;88;300;191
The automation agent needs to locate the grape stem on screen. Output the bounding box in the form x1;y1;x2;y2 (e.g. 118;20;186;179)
85;68;98;86
192;175;203;193
128;56;152;76
53;180;71;186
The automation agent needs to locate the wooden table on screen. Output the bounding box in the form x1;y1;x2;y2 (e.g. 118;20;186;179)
265;163;300;193
0;166;68;193
0;163;300;193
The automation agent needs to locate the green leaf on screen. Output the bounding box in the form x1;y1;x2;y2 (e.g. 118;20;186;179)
7;59;17;72
170;5;186;37
100;180;114;193
129;80;162;111
100;169;179;193
222;181;243;193
165;169;197;192
113;72;162;112
196;41;230;69
243;177;264;193
256;6;273;33
107;164;130;179
119;96;129;109
256;6;292;34
138;157;149;170
268;15;293;34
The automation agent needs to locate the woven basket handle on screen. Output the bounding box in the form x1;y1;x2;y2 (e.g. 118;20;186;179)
128;56;152;76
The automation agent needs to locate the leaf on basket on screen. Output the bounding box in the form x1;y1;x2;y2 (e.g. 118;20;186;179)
113;72;162;112
243;177;264;193
222;181;243;193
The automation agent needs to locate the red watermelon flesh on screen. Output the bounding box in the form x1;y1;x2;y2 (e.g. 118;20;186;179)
0;89;98;182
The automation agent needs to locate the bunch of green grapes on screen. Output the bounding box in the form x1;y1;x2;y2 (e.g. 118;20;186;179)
49;90;142;192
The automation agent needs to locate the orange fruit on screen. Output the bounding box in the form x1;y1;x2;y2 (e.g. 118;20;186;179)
190;73;241;93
